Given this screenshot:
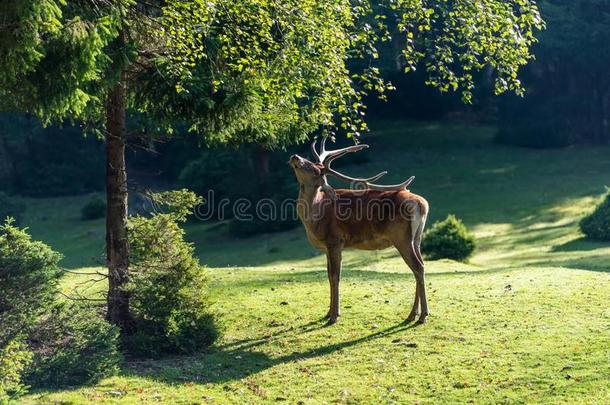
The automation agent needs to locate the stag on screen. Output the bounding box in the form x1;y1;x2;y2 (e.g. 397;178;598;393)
289;138;429;324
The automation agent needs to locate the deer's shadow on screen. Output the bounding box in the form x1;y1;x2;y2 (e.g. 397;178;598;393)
123;319;421;385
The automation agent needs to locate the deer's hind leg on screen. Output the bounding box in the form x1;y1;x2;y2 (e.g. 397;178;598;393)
406;218;426;322
406;273;420;322
413;214;427;269
413;214;428;321
395;238;429;323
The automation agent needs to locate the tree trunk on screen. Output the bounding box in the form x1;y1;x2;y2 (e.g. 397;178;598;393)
105;72;131;329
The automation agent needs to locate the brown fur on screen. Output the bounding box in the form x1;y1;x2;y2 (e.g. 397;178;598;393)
290;155;430;324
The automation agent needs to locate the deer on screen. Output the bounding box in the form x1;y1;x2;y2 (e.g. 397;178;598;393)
289;138;429;324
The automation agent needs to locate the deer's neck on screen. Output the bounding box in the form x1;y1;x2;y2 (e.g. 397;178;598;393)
298;183;326;225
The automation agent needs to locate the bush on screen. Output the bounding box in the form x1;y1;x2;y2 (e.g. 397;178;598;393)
0;220;60;401
0;220;120;395
123;190;220;357
422;215;475;261
26;303;122;388
0;219;62;346
81;197;106;220
0;340;33;403
580;192;610;241
0;192;25;225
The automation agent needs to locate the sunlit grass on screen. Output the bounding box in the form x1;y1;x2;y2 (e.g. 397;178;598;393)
20;120;610;404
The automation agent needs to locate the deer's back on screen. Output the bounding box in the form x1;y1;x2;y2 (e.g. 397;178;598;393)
303;189;427;250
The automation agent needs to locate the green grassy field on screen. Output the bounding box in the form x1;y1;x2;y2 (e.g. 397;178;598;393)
21;121;610;404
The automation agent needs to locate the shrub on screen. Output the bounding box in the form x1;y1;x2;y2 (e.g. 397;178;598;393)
123;190;220;357
0;192;25;225
81;196;106;220
0;220;60;400
422;215;475;261
0;340;33;403
580;192;610;241
0;220;120;395
26;303;122;388
0;219;62;346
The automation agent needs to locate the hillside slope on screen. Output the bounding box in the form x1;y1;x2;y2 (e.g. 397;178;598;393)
22;121;610;404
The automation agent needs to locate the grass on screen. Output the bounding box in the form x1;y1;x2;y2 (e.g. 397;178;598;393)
19;120;610;404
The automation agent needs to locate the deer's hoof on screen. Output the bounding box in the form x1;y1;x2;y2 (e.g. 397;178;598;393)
406;312;419;322
417;313;429;324
327;316;338;325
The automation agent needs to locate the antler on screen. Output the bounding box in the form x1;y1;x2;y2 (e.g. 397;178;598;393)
312;137;369;165
312;137;414;191
327;167;415;191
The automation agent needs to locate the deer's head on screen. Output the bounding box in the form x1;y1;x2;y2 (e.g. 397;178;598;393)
289;138;415;192
288;154;325;187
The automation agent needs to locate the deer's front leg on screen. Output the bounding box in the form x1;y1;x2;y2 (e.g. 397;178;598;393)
326;245;343;324
324;254;332;319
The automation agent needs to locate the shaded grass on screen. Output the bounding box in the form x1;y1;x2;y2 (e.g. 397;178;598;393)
19;120;610;404
21;194;106;269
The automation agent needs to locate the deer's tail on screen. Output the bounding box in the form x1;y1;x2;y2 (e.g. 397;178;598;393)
410;198;429;243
